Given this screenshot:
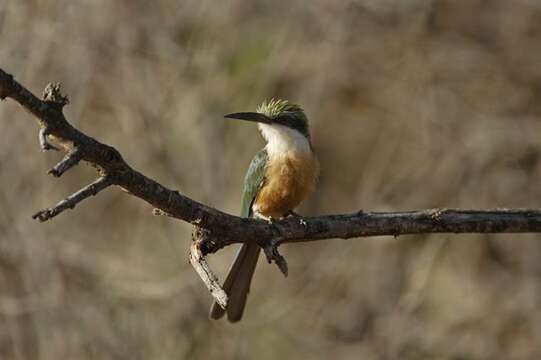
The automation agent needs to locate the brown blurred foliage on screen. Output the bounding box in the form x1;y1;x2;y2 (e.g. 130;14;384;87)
1;0;541;359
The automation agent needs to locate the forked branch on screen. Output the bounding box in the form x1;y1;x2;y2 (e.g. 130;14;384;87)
2;67;541;308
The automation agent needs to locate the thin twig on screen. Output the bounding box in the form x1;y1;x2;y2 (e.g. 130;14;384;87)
38;128;59;151
32;176;112;222
260;237;288;277
47;148;82;177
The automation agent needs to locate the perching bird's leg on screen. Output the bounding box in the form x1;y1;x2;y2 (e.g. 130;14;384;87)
254;211;276;224
287;210;307;226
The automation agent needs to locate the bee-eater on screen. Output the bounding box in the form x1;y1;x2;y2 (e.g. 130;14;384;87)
210;99;319;322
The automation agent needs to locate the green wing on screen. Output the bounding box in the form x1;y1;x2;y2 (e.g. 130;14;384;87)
240;149;268;218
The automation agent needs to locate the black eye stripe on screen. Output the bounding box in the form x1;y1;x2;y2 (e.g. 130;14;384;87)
273;113;309;137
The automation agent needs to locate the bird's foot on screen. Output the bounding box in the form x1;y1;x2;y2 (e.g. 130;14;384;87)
254;211;276;224
287;210;307;226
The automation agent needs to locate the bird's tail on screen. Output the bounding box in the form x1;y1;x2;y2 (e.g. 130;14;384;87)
209;242;260;322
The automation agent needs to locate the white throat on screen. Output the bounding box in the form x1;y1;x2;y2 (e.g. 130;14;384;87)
258;123;311;157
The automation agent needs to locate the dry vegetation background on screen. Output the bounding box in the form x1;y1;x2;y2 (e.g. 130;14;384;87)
1;0;541;359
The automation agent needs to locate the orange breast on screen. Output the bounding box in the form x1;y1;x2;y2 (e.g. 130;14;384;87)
253;152;319;218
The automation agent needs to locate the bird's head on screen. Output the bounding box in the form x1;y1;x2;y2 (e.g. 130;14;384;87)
225;98;309;138
225;99;312;154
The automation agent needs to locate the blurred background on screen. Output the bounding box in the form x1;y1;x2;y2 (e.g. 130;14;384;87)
1;0;541;359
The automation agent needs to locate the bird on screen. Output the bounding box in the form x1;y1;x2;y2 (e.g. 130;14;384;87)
210;98;319;322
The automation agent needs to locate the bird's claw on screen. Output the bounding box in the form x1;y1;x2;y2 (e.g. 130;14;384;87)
287;210;307;226
254;212;275;224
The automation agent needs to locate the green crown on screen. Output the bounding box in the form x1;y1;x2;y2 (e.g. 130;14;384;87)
256;98;303;117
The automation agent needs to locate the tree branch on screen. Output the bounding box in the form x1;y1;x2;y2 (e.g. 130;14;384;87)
2;67;541;308
190;227;228;308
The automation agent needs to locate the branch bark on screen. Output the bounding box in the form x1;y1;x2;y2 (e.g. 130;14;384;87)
2;67;541;307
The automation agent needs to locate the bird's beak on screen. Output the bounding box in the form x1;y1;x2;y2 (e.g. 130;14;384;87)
224;112;273;124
